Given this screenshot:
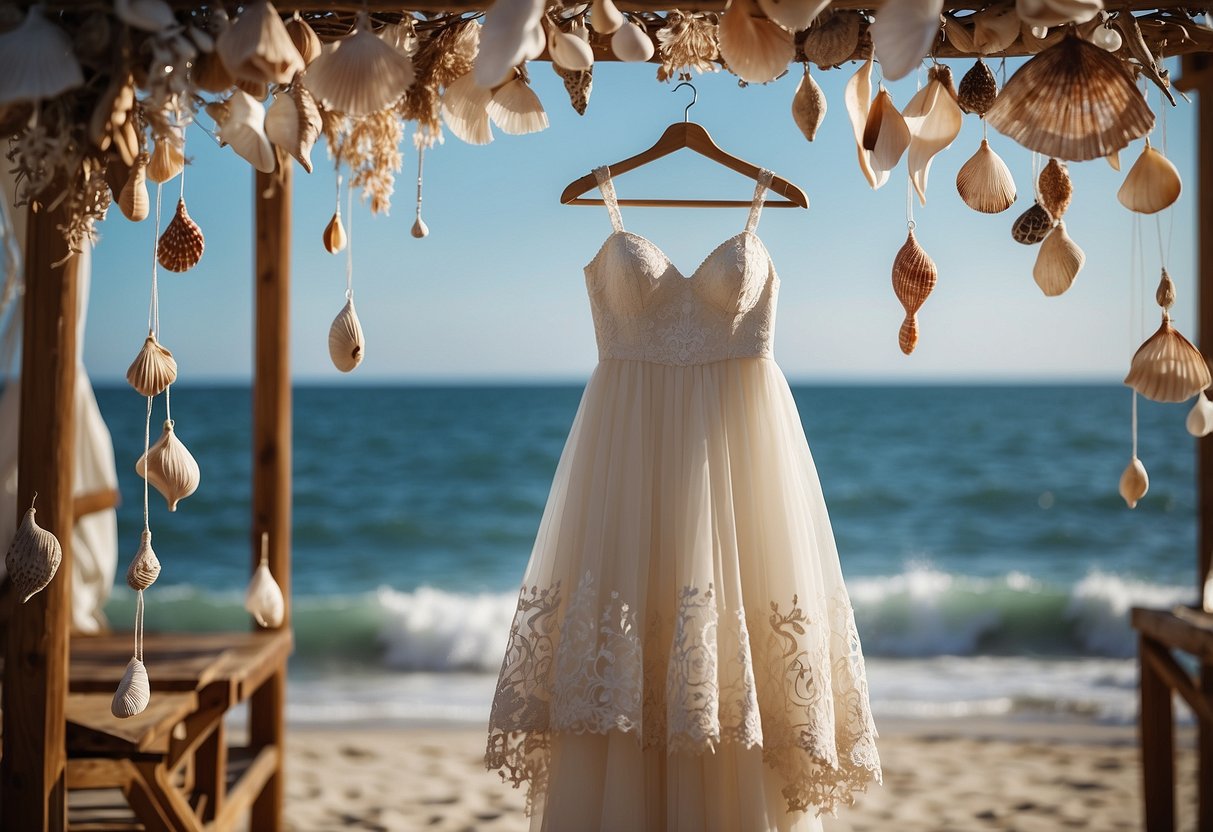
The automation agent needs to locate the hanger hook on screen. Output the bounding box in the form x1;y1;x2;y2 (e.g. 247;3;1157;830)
673;81;697;123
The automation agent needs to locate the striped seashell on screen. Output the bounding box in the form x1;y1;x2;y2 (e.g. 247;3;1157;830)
125;529;161;591
5;501;63;603
216;0;304;84
956;139;1016;214
791;65;826;142
329;298;365;373
126;334;177;397
487;75;549;136
1032;221;1085;297
1037;158;1073;220
1011;202;1053;245
157;199;205;272
111;657;151;719
757;0;829;33
1117;140;1181;215
147;132;184;184
1118;456;1148;509
136;420;201;511
118;157;150;222
303;11;414;117
957;59;997;116
890;229;938;355
1124;314;1212;403
802;9;861;69
285;14;321;66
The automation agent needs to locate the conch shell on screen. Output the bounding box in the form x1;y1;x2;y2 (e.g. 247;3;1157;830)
870;0;944;81
1011;202;1054;245
0;6;85;106
956;139;1016;214
111;657;151;719
791;65;826;142
126;334;178;397
329;298;365;373
1118;456;1148;509
118;157;150;222
957;58;998;116
902;65;963;205
1187;392;1213;438
1037;158;1073;220
1032;220;1085;297
125;529;161;591
5;500;63;603
323;211;347;254
802;10;861;69
890;229;938;355
157;199;205;273
718;0;794;84
265;85;321;174
136;420;201;512
1117;140;1181;215
302;12;414;117
216;0;304;84
1124;314;1212;403
245;534;285;628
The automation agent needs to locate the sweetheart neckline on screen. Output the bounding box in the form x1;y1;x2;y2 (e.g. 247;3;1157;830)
587;229;771;282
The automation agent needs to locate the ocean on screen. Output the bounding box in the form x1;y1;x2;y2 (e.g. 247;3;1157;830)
95;383;1200;727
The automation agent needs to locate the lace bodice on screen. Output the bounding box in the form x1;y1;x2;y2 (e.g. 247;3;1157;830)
584;167;779;367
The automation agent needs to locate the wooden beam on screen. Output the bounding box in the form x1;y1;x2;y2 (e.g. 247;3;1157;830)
1;202;79;831
1141;639;1213;725
1140;635;1176;832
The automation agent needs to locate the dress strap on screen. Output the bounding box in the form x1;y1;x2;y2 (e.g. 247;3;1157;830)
593;166;625;232
745;169;774;234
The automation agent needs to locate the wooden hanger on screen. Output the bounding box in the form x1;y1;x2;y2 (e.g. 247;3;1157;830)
560;82;809;210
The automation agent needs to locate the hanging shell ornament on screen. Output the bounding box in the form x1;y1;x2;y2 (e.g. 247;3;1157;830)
1186;392;1213;438
0;6;85;107
216;0;304;85
862;87;912;182
125;529;161;591
844;59;885;189
265;84;321;174
323;211;347;254
412;216;429;239
1037;158;1073;220
971;3;1022;54
475;0;546;88
1033;220;1085;297
111;657;151;719
611;20;656;63
1125;314;1213;403
1117;140;1182;215
591;0;624;34
192;51;234;94
329;298;366;373
118;156;151;223
757;0;829;34
216;89;276;174
441;72;494;145
246;534;285;628
126;334;178;397
957;59;998;116
1011;202;1054;245
903;65;963;205
955;139;1017;214
5;499;63;603
136;420;201;512
1119;456;1149;509
285;13;322;66
870;0;944;82
802;10;861;69
791;65;826;142
304;12;415;117
552;64;592;116
157;199;205;273
147;132;185;184
1155;267;1176;310
891;229;938;355
718;0;794;84
487;72;549;136
546;19;594;71
1017;0;1102;28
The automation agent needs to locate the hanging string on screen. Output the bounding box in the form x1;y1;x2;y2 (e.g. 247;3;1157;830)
905;173;915;230
415;148;425;222
134;589;145;662
345;175;355;299
147;184;164;337
1131;391;1140;458
1153;100;1175;270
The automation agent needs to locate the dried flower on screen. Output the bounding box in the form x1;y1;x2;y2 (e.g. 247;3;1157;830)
399;19;478;148
656;12;720;82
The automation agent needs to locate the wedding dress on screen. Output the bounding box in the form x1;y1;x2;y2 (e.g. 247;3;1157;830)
486;167;880;831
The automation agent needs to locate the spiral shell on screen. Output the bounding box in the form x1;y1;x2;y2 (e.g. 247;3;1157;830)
111;657;151;719
157;198;205;272
328;298;365;373
125;529;161;591
957;59;998;116
890;229;938;355
1124;314;1212;403
1037;158;1073;220
1011;202;1054;245
1118;456;1149;509
5;501;63;604
126;334;178;397
1032;220;1085;297
136;420;201;511
955;139;1016;214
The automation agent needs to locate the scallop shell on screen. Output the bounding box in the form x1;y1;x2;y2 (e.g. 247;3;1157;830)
844;58;886;190
756;0;830;34
1037;158;1073;219
126;334;178;397
118;158;150;222
147;132;185;184
1118;456;1148;509
487;76;549;136
285;14;322;66
1155;267;1175;310
1124;314;1213;403
5;501;63;603
552;63;592;116
591;0;624;35
0;6;85;106
957;59;998;116
870;0;944;81
125;529;161;591
302;12;414;117
971;3;1022;54
1186;392;1213;438
1032;220;1085;296
862;88;911;178
718;0;795;84
245;561;285;628
1117;140;1181;215
903;65;963;205
441;72;494;146
323;211;347;254
111;657;150;719
891;229;938;355
216;89;275;174
985;33;1153;161
802;10;861;69
265;84;321;174
157;199;205;273
329;298;365;373
611;20;655;63
191;51;234;94
1017;0;1102;28
216;0;304;85
136;420;201;511
791;66;826;142
1011;202;1054;244
474;0;546;87
955;139;1017;213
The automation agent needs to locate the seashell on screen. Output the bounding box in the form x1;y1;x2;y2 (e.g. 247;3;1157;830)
1124;314;1213;403
136;420;201;511
986;33;1153;162
118;158;150;222
591;0;624;35
234;78;269;101
757;0;830;34
955;139;1017;213
157;199;205;272
870;0;944;81
191;51;234;94
547;21;594;71
114;0;176;32
1011;202;1054;244
890;229;938;355
1118;456;1148;509
957;59;998;116
216;0;304;85
1155;267;1175;310
1088;22;1122;52
487;76;549;136
245;535;285;628
1016;0;1102;29
285;14;322;66
323;211;346;254
1186;392;1213;438
302;12;414;117
791;66;826;142
125;529;161;591
1117;140;1181;215
1037;158;1072;220
329;298;365;373
111;657;150;719
5;500;63;603
844;59;886;190
552;63;592;116
862;88;911;179
611;20;655;63
89;74;140;166
126;334;178;397
802;10;861;69
971;3;1022;54
1032;220;1085;296
441;72;494;146
412;217;429;239
474;0;546;88
903;65;963;205
718;0;794;84
1106;149;1120;171
0;7;85;106
265;84;321;174
216;90;276;174
147;131;185;184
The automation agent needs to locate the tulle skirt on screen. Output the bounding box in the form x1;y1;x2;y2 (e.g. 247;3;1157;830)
486;357;880;831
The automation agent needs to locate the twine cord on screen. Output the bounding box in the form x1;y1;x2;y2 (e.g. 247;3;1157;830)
415;147;425;221
346;174;355;298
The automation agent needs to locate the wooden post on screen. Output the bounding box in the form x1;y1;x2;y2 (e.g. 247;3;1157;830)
1139;634;1176;832
249;166;291;830
1;203;79;829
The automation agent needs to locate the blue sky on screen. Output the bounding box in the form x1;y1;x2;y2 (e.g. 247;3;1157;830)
82;56;1197;384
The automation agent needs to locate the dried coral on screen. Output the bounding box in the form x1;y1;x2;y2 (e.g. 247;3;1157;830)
656;12;720;82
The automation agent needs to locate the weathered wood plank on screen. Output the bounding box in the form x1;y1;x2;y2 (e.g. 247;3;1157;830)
214;745;280;831
1132;607;1213;662
1140;635;1177;832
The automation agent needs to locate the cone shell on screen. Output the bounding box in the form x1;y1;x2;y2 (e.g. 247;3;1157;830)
1117;141;1181;215
487;76;548;136
985;34;1153;161
216;0;304;84
1033;220;1085;297
891;229;938;355
323;211;346;254
0;7;84;107
157;199;205;273
245;561;286;628
1037;158;1073;220
957;59;998;116
136;420;201;511
111;657;150;719
285;14;322;65
5;503;63;603
718;0;794;84
802;9;861;68
125;529;161;591
610;20;655;63
118;159;150;222
329;298;365;373
265;84;321;173
147;133;185;184
1119;456;1148;509
1187;392;1213;438
126;334;178;397
303;12;414;117
1156;268;1176;310
1011;202;1054;244
1124;315;1213;403
956;139;1017;214
552;64;592;116
792;66;826;142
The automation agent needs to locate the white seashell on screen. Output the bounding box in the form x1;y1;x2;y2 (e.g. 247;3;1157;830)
329;298;365;373
1125;314;1213;403
591;0;624;35
114;0;176;32
802;10;862;68
475;0;546;88
285;14;322;66
111;657;150;719
136;420;201;512
217;90;276;174
871;0;944;81
487;77;549;136
147;131;185;184
844;58;886;190
265;85;321;174
718;0;794;84
126;334;178;397
441;72;494;146
125;529;161;591
791;66;826;142
611;21;655;63
302;12;414;117
903;65;963;205
862;88;911;179
1016;0;1103;29
118;160;151;223
216;0;304;84
955;139;1017;213
1186;392;1213;438
971;4;1022;54
547;21;594;71
1089;22;1122;51
0;7;85;106
1118;456;1148;509
1117;140;1181;215
1032;221;1085;296
412;217;429;238
756;0;830;34
5;500;63;603
245;543;285;628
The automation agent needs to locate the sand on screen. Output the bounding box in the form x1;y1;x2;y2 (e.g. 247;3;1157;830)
279;719;1198;832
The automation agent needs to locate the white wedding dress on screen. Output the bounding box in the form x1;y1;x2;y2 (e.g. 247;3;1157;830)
486;168;880;831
